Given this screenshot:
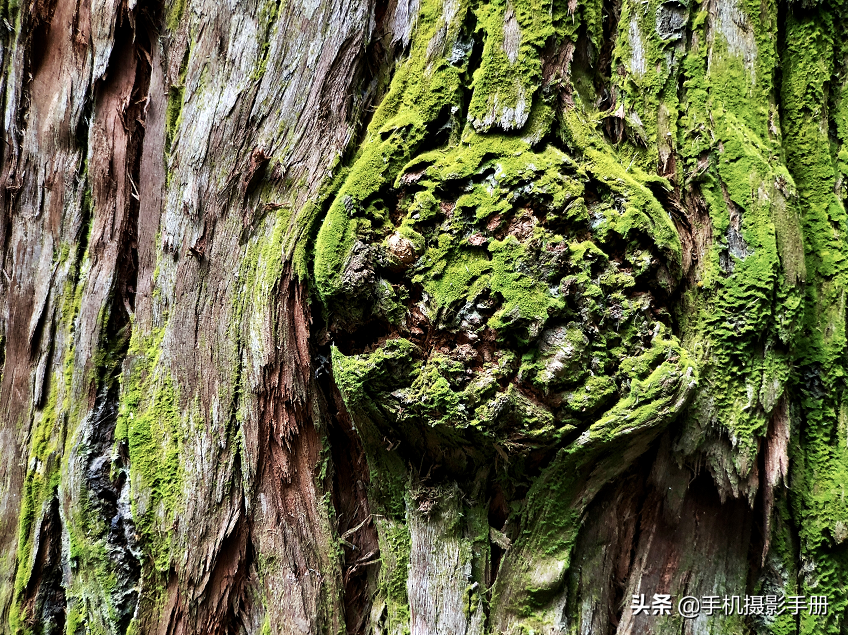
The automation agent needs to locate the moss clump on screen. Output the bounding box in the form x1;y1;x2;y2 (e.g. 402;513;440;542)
313;0;704;628
8;235;94;635
116;328;184;574
490;326;696;630
165;0;186;30
465;0;554;132
8;384;64;635
313;0;474;312
374;517;412;633
308;0;848;629
165;48;191;155
779;9;848;633
164;85;185;153
250;0;281;81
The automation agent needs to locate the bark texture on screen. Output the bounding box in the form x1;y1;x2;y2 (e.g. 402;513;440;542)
0;0;847;631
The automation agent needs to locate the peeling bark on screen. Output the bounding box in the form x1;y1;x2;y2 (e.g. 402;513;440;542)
1;0;848;631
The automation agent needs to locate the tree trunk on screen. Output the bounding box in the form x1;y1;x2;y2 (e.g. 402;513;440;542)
0;0;846;631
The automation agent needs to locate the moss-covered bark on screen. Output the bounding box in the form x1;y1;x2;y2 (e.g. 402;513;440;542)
1;0;847;631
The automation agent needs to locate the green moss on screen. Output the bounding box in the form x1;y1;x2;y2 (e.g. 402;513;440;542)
779;8;848;634
376;518;412;633
313;0;472;304
466;0;553;132
9;387;64;635
165;0;186;31
165;48;190;155
306;0;848;629
489;326;696;630
250;0;281;81
315;0;698;625
635;0;807;496
63;500;125;634
7;235;95;634
66;598;85;635
0;0;19;30
164;85;185;153
117;328;184;573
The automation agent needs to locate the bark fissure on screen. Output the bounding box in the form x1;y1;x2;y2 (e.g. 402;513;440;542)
3;0;848;631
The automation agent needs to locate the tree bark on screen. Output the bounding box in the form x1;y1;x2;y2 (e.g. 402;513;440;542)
0;0;846;632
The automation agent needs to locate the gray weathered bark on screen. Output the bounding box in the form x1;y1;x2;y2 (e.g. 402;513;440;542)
1;0;847;632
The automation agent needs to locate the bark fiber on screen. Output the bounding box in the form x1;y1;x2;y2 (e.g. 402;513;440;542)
0;0;846;631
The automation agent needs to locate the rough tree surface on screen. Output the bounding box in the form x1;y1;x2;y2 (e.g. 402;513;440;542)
0;0;846;631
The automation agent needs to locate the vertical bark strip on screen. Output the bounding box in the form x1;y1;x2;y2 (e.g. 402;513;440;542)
1;0;847;631
1;0;404;630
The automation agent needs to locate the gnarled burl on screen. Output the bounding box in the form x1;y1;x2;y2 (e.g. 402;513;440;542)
0;0;846;632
